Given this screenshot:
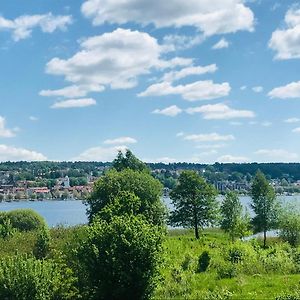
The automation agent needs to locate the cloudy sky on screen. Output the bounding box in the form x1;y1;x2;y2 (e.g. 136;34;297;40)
1;0;300;163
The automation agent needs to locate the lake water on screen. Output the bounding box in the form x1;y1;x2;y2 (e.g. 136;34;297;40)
0;195;299;227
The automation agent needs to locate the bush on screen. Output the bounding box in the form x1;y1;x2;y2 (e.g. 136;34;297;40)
0;255;78;299
33;227;51;259
77;214;164;300
6;209;46;232
0;215;16;239
198;251;211;272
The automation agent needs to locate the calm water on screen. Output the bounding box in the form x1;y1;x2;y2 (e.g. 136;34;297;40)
0;195;299;227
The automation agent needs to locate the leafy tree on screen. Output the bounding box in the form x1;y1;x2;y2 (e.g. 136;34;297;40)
170;170;218;239
33;226;51;259
251;170;279;248
87;168;165;225
76;214;163;300
220;191;251;241
112;150;150;173
278;204;300;247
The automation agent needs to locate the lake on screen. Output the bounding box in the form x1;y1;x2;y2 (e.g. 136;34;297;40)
0;195;299;227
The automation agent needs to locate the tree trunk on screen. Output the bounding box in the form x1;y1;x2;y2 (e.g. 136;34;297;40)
263;230;267;248
193;206;199;239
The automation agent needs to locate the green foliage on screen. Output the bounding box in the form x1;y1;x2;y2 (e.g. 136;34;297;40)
33;226;51;259
76;215;164;300
276;290;300;300
0;213;16;239
112;150;150;173
198;250;211;272
278;204;300;247
0;254;78;299
170;170;218;239
87;168;165;225
6;209;46;232
221;191;251;241
251;171;279;247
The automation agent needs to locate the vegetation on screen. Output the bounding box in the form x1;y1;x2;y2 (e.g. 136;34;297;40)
251;171;279;247
170;170;218;239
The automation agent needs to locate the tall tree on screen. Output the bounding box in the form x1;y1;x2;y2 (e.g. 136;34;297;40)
170;170;218;239
251;170;279;248
220;191;251;241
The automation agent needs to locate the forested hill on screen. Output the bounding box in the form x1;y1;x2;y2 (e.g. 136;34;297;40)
1;161;300;180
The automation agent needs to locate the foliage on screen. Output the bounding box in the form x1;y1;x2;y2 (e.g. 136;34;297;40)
0;213;16;239
86;168;165;225
220;191;251;241
33;226;51;259
198;250;211;272
251;171;279;247
112;149;150;173
76;215;164;300
0;254;78;299
6;209;46;232
170;170;218;239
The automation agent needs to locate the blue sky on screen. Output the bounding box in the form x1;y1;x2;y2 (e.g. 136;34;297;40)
1;0;300;163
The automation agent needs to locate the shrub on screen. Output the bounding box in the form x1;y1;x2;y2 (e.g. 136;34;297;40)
198;250;211;272
76;214;164;300
33;227;51;259
0;216;16;239
0;255;78;299
6;209;46;232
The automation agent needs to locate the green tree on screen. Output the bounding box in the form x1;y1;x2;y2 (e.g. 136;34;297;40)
220;191;251;241
112;150;150;173
76;214;163;300
170;170;218;239
33;226;51;259
87;168;165;225
278;204;300;247
251;170;279;248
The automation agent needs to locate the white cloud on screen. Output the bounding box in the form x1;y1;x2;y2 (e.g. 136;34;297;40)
285;117;300;123
144;157;178;164
40;84;105;99
292;127;300;133
196;143;227;149
81;0;254;36
0;13;72;41
176;131;185;137
254;149;298;162
261;121;272;127
252;86;263;93
0;117;17;138
50;98;96;109
186;103;255;119
162;34;204;51
29;116;39;121
212;38;229;49
161;64;217;82
73;145;127;161
103;137;137;145
269;8;300;59
268;81;300;99
0;144;47;161
183;133;235;142
240;85;247;91
44;28;190;96
138;80;230;101
217;154;249;163
153;105;182;117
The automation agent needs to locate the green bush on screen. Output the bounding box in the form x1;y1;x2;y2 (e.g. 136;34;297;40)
33;227;51;259
0;255;78;299
76;214;164;300
6;209;46;232
198;250;211;272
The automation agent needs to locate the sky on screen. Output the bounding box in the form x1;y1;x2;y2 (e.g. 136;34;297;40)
1;0;300;163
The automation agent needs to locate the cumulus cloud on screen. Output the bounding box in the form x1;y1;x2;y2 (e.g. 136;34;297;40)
138;80;230;101
73;145;127;161
268;81;300;99
186;103;255;119
161;64;217;82
0;144;47;161
0;117;18;138
183;133;235;142
252;86;263;93
212;38;229;49
51;98;96;109
81;0;254;36
269;8;300;59
0;13;72;41
153;105;182;117
103;137;137;145
285;117;300;123
254;149;298;162
217;154;249;163
43;28;191;97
